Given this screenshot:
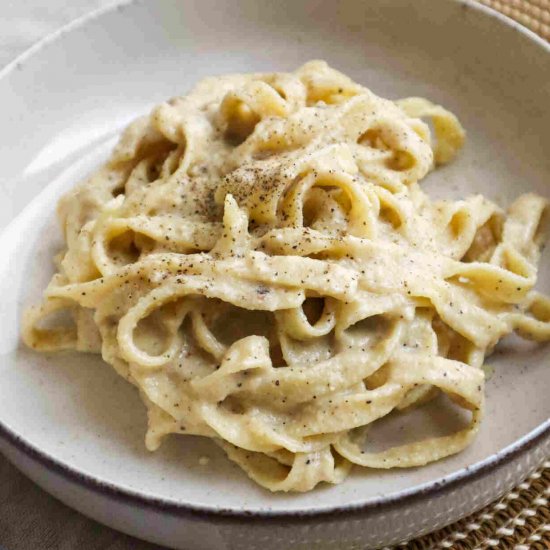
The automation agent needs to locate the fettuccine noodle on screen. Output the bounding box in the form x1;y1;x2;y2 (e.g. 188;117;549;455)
22;61;550;492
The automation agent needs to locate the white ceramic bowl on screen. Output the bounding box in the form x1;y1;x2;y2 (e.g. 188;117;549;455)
1;1;549;548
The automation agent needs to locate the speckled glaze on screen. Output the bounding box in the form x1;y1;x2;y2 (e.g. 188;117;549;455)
0;1;549;548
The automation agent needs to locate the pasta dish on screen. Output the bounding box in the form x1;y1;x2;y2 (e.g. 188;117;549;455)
22;61;550;492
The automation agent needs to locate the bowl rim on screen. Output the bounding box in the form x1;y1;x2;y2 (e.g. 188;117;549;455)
0;0;549;521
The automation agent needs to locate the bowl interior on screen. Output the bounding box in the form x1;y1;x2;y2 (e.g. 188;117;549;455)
0;0;549;513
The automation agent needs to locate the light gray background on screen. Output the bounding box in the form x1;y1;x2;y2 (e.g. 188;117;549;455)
0;3;163;548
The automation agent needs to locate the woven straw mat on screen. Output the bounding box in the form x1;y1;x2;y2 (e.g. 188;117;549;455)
479;0;550;40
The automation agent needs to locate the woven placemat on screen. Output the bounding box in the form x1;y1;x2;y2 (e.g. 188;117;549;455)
400;461;550;549
404;1;550;547
479;0;550;40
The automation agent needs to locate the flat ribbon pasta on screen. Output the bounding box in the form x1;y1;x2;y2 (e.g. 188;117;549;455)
22;61;550;492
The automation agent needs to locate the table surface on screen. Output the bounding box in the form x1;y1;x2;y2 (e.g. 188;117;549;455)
1;2;548;550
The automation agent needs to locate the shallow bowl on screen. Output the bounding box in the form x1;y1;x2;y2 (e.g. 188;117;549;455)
0;1;549;548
